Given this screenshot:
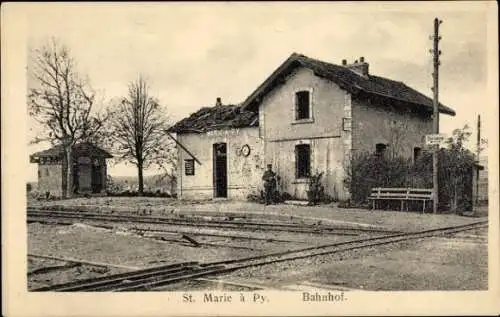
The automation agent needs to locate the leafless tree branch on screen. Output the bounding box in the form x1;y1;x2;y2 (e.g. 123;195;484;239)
105;76;176;195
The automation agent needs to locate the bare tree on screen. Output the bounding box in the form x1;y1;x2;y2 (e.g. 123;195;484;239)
106;76;175;195
28;38;107;198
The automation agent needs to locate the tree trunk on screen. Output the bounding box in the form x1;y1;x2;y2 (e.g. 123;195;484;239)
63;145;73;199
451;182;458;214
137;161;144;195
170;168;176;197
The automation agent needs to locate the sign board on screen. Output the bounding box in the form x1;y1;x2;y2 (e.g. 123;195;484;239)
425;134;447;146
342;117;352;131
206;129;240;137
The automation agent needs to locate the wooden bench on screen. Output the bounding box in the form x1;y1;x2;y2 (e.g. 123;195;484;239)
368;188;434;213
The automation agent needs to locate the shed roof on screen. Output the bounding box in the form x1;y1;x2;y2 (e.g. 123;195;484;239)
240;53;456;116
30;142;113;160
168;103;258;134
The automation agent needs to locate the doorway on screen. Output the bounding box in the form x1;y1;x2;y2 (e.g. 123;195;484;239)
213;143;227;198
91;160;103;194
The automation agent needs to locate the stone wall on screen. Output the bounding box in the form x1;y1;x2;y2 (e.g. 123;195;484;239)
259;67;350;200
351;97;433;159
37;163;63;197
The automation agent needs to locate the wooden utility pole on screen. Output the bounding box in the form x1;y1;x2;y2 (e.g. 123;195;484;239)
475;114;481;207
431;18;442;214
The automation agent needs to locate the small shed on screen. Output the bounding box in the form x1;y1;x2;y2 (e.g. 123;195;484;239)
30;142;113;198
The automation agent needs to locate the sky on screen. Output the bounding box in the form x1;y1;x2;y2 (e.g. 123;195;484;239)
24;2;494;182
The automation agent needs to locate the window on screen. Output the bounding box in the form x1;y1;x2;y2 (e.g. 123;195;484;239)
413;147;422;162
295;144;311;178
45;168;50;177
184;159;195;176
375;143;387;156
38;170;41;178
295;90;310;120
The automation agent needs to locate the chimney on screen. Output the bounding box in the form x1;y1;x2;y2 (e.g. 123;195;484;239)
342;57;369;77
215;97;222;107
341;59;347;66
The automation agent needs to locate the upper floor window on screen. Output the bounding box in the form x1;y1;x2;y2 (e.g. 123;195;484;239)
295;144;311;178
375;143;387;157
295;90;311;120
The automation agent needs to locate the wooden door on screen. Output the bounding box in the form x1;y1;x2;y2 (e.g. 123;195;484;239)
213;143;227;198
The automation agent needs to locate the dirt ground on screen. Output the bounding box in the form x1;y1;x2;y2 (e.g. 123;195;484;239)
28;222;266;268
222;227;488;291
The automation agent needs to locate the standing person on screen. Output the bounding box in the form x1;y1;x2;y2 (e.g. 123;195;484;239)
262;164;276;205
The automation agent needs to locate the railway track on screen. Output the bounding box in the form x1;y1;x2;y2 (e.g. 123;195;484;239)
31;220;487;292
27;208;394;235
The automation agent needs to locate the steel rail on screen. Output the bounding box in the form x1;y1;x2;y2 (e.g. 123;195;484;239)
203;220;488;267
28;216;315;243
27;217;261;250
31;220;486;292
114;220;487;291
27;208;394;235
32;261;199;292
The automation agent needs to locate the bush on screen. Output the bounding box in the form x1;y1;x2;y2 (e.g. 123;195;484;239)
345;152;412;205
345;147;476;213
413;150;474;213
247;192;264;203
306;172;325;205
281;192;293;201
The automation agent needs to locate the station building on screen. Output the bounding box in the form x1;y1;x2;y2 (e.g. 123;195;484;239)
169;53;455;201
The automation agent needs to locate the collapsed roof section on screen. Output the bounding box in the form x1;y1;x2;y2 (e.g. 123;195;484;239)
168;102;258;134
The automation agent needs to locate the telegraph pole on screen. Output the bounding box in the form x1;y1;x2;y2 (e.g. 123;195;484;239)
431;18;442;214
475;114;481;207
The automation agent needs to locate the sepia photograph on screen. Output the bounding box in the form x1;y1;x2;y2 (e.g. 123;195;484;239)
2;1;498;316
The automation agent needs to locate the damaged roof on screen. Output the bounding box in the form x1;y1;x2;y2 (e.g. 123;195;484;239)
168;103;258;134
30;142;113;160
240;53;456;116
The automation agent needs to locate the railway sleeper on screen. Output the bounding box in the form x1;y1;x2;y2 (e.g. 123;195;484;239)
32;261;200;292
